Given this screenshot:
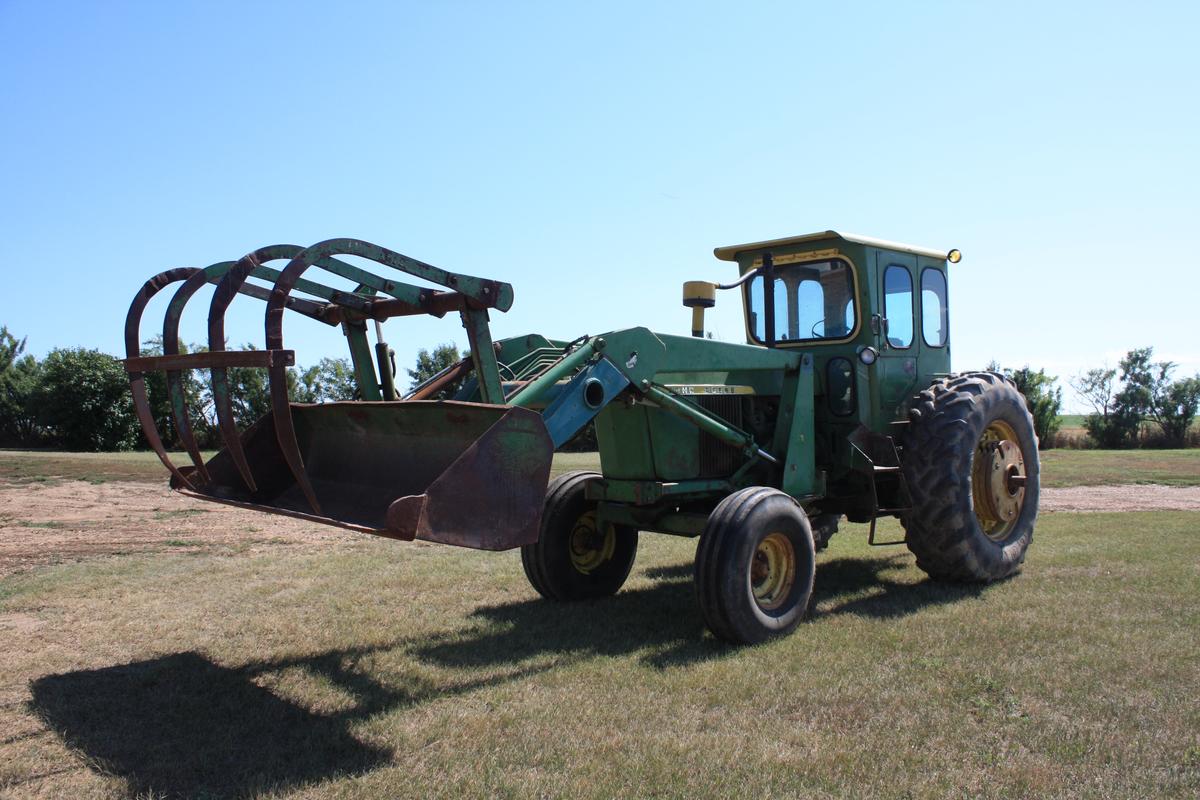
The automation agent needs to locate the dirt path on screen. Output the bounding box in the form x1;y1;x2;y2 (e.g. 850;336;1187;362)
1040;484;1200;513
0;480;358;576
1;480;1197;577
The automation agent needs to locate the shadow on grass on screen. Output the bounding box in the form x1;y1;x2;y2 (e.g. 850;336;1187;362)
26;553;990;796
813;554;990;618
29;652;392;798
25;581;717;797
417;576;726;672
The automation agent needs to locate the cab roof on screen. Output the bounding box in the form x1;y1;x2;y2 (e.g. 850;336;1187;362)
713;230;953;262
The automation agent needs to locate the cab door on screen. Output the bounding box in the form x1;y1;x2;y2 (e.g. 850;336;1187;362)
875;252;920;419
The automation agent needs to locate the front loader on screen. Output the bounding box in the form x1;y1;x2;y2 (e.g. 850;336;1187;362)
124;232;1039;644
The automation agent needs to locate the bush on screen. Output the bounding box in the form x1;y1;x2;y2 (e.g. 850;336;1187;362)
1071;349;1200;449
1005;366;1062;449
34;348;140;451
1072;366;1140;448
988;362;1062;449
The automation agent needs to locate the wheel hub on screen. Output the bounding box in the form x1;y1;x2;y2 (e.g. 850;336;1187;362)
568;511;615;574
751;532;796;611
973;422;1027;539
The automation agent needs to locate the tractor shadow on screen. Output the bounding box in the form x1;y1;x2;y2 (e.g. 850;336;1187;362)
414;574;726;671
812;553;991;618
25;580;715;798
417;554;994;673
29;651;395;798
25;556;991;797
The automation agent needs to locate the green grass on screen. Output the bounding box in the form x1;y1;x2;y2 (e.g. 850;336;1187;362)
1039;449;1200;487
0;449;215;485
5;447;1200;490
2;512;1197;798
0;449;591;486
1059;413;1087;430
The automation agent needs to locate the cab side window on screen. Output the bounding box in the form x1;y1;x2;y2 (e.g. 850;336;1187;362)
883;265;913;348
921;268;949;347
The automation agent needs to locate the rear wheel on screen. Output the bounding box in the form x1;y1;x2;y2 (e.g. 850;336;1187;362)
901;372;1040;581
694;487;816;644
521;471;638;601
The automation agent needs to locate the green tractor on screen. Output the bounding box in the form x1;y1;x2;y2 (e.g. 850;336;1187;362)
123;231;1038;644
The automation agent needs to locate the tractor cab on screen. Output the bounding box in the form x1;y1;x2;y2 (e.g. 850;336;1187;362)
693;230;960;433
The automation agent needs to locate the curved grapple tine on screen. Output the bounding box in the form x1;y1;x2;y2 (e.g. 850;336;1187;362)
162;263;241;484
124;268;201;491
207;245;309;496
262;237;508;516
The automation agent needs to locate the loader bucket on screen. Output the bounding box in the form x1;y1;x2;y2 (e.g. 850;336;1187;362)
179;401;554;550
122;238;551;552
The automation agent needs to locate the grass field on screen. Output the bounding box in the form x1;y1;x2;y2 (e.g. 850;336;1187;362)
1;449;1199;797
3;447;1198;488
2;509;1198;798
1039;449;1200;488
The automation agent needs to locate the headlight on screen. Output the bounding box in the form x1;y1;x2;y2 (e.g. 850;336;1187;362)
858;346;878;365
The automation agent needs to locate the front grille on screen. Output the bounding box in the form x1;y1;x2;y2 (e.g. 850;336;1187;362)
697;395;744;478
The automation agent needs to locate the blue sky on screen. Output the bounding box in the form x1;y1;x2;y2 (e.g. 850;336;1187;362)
2;1;1195;410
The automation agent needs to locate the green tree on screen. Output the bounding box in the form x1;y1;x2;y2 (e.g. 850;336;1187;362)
1116;348;1199;448
1157;376;1200;447
1072;366;1135;448
138;336;211;448
407;343;466;399
33;348;139;451
1072;348;1200;449
218;344;275;428
0;326;26;374
0;327;42;445
0;355;42;445
297;357;357;403
989;362;1062;449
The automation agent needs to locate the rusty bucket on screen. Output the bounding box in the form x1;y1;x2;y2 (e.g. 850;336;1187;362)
178;401;554;550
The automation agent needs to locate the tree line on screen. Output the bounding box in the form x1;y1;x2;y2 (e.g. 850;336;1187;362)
1;325;1196;452
0;326;357;451
992;347;1199;449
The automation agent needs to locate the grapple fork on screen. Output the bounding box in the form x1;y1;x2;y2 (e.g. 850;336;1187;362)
123;238;553;550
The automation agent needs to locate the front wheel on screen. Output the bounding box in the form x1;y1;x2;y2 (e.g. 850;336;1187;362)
694;487;816;644
521;471;638;601
901;371;1040;582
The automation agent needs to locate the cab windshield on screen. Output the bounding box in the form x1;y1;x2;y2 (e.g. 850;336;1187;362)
746;258;856;344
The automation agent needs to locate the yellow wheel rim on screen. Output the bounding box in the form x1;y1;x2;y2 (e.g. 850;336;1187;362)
751;532;796;611
569;510;615;574
972;419;1028;540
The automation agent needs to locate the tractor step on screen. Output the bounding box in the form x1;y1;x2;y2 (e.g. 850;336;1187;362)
848;426;912;546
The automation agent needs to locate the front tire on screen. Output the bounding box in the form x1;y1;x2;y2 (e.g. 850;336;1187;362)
901;371;1040;582
694;487;816;644
521;471;638;601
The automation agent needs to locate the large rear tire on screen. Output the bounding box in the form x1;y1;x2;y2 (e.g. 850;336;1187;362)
521;471;638;601
694;487;816;644
901;372;1040;582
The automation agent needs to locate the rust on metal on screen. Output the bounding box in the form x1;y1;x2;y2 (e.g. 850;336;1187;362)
206;246;307;494
123;350;296;373
124;268;201;491
406;356;474;401
124;238;540;549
